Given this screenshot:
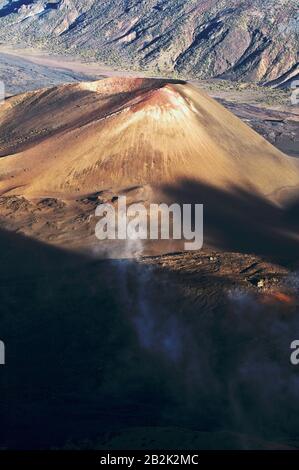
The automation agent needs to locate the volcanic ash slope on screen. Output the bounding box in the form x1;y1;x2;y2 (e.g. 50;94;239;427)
0;77;298;202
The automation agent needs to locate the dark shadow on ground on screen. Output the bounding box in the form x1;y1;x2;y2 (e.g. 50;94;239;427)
0;226;299;449
161;178;299;267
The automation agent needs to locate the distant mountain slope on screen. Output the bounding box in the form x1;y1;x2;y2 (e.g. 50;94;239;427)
0;0;297;84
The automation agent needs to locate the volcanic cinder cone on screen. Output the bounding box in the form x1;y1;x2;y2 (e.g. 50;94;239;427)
0;77;298;203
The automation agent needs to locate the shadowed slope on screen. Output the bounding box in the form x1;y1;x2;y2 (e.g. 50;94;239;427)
0;77;298;202
0;226;298;449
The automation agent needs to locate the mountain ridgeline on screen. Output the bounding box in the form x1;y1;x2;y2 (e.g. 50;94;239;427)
0;0;297;86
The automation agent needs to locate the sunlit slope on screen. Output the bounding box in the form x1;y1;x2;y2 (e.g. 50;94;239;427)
0;77;298;200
